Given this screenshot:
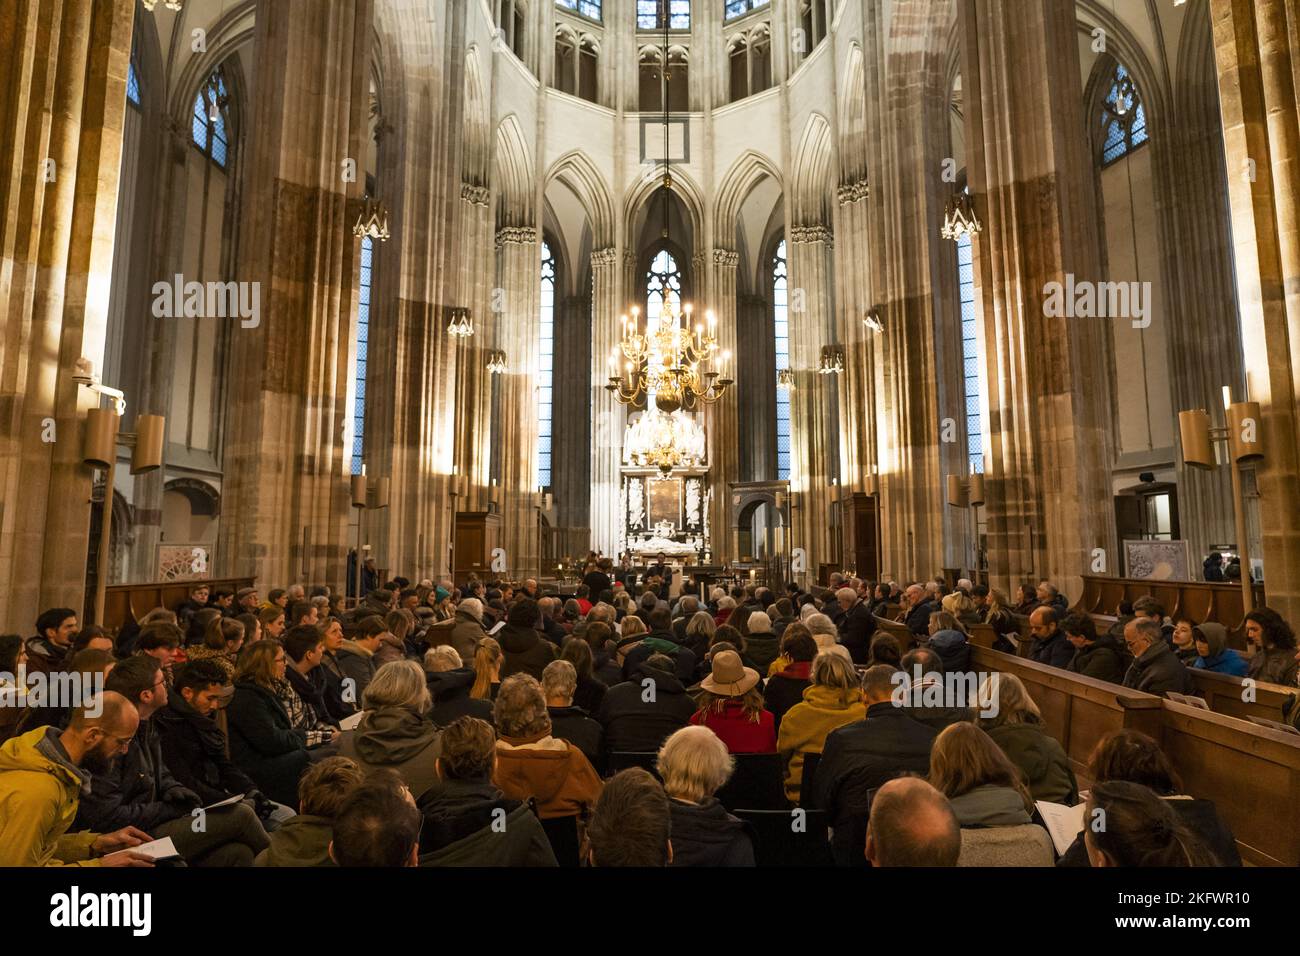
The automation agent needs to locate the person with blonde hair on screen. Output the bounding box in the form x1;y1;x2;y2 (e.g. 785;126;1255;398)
776;651;867;803
337;660;441;801
977;673;1077;804
927;722;1052;866
656;725;754;866
470;637;503;700
690;650;775;754
426;643;494;726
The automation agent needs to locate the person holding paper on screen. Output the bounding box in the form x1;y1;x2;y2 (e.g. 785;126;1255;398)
77;655;271;866
0;692;154;867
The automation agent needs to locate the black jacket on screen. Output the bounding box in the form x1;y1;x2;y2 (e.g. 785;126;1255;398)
498;624;557;681
1123;640;1194;697
837;601;878;665
155;695;259;806
417;779;557;866
75;716;190;833
226;680;312;807
1029;630;1074;669
428;667;495;727
573;675;606;716
319;652;358;720
668;797;755;867
582;571;612;599
762;670;811;733
547;705;604;772
540;617;568;647
904;600;938;636
596;664;697;754
1066;634;1128;684
811;702;937;865
623;634;697;684
1057;796;1241;866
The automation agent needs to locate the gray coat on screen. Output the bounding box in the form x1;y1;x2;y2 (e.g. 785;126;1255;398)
428;612;487;664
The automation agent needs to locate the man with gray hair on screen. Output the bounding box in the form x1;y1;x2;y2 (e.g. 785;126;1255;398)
864;777;961;867
835;586;877;666
537;596;567;646
811;664;938;865
432;596;488;663
542;660;603;770
672;595;699;643
1122;617;1194;697
902;584;939;637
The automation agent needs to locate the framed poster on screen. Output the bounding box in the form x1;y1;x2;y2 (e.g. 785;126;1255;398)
647;477;681;531
1123;539;1190;581
157;544;213;582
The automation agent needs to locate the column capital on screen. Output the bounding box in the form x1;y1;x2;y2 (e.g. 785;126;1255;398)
836;179;870;205
494;225;538;248
790;224;834;246
461;183;490;206
712;248;740;268
591;246;619;266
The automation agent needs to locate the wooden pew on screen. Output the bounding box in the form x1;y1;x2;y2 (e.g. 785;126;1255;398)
1185;667;1296;725
102;576;256;635
1071;574;1265;648
969;643;1300;866
873;616;914;654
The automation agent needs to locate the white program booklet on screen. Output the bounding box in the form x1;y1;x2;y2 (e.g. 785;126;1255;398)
339;711;365;731
200;794;243;813
1035;800;1087;856
134;836;181;861
488;620;507;636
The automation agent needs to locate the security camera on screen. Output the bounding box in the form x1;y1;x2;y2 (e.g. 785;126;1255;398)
72;356;96;387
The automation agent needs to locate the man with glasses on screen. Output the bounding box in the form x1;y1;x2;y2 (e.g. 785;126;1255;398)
76;656;271;866
0;691;154;866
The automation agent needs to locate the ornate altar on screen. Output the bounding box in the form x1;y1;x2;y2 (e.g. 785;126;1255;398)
620;471;711;562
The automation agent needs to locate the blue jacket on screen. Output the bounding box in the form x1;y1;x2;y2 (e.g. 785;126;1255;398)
925;629;971;673
1193;649;1248;677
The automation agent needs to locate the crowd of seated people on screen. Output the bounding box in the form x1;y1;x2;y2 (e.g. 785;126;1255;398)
0;565;1292;867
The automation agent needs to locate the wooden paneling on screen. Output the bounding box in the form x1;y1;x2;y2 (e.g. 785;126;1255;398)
1073;575;1264;646
102;576;255;636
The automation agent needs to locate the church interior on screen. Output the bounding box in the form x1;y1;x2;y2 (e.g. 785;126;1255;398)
3;0;1300;879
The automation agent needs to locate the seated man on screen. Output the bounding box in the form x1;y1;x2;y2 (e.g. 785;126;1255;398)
1122;618;1193;697
596;653;696;755
542;660;603;772
812;664;938;866
896;648;973;732
417;716;557;866
901;586;937;637
586;767;672;867
77;656;270;866
282;626;339;730
492;674;603;820
1027;607;1073;669
835;587;878;666
25;607;78;677
864;777;961;867
0;692;153;867
155;659;292;829
328;768;422;867
257;756;365;867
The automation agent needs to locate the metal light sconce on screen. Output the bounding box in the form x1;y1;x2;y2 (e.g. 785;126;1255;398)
447;308;475;338
818;345;845;376
353;194;391;242
941;188;982;242
1179;385;1265;611
777;368;795;392
863;307;885;334
486;350;508;375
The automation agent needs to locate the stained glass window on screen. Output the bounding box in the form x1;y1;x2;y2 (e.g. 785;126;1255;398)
538;243;556;489
1099;63;1148;167
351;236;374;476
191;70;230;168
957;232;984;475
725;0;768;20
773;239;790;481
639;0;690;29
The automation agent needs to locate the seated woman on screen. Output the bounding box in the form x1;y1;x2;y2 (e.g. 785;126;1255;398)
255;756;365;867
1057;729;1241;866
761;626;818;730
1244;607;1298;686
470;637;503;701
1191;622;1247;677
776;652;867;804
682;611;717;663
941;591;983;629
1082;781;1215;866
923;611;971;674
337;660;442;802
690;650;775;754
865;633;902;669
491;674;603;820
928;722;1053;866
657;725;755;867
983;589;1019;653
227;640;315;807
417;716;557;866
187;617;245;682
978;673;1078;805
1170;619;1200;665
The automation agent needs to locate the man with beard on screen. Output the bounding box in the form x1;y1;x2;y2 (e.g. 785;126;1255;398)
0;692;154;866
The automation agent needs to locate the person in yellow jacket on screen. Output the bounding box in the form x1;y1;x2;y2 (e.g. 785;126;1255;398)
0;691;153;867
776;653;868;804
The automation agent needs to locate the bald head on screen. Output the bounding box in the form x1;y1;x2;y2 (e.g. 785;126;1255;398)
67;691;136;734
865;777;961;867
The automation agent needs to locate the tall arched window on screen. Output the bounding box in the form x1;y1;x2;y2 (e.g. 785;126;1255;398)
191;70;230;168
639;0;690;29
645;247;682;320
957;232;983;474
773;239;790;481
725;0;768;19
1099;63;1149;167
557;0;602;21
127;40;142;108
351;236;374;476
538;243;556;489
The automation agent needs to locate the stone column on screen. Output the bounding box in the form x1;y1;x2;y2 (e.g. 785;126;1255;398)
552;292;591;531
700;248;740;564
958;0;1115;599
0;0;136;628
495;225;541;577
835;180;872;494
217;0;375;588
1210;0;1300;620
736;292;774;481
590;246;626;556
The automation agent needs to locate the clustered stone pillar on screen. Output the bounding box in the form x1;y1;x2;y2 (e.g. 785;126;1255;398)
217;0;375;588
835;180;872;499
958;0;1115;599
1210;0;1300;622
0;0;135;630
700;248;740;564
589;246;626;557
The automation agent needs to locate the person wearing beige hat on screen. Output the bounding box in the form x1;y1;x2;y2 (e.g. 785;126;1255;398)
689;649;775;754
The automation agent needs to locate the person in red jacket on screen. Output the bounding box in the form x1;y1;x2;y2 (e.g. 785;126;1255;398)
689;650;775;754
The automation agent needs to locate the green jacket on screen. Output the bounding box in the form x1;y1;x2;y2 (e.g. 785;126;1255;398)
986;720;1078;805
0;727;101;866
253;814;335;867
419;803;557;867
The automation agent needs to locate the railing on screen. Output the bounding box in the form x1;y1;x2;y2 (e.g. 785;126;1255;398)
1072;574;1266;645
